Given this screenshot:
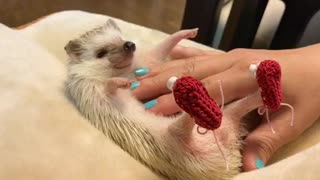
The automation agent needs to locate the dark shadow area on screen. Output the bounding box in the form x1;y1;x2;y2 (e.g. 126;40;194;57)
0;0;185;33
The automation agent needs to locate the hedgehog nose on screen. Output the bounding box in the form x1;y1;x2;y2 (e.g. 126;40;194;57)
123;41;136;52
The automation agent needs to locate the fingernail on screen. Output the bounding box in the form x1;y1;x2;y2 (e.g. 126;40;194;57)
130;81;140;90
144;99;157;109
255;158;264;169
135;67;149;76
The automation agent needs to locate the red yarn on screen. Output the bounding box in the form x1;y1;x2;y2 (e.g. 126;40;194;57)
172;76;222;130
256;60;282;111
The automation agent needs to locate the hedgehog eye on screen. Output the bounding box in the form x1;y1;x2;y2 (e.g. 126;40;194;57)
96;49;109;58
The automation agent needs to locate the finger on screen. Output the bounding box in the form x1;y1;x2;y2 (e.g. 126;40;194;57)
242;101;318;171
132;57;234;101
224;91;263;119
169;45;223;59
145;74;261;117
242;110;294;171
135;56;212;80
200;67;258;106
133;67;191;101
144;94;182;116
136;49;228;80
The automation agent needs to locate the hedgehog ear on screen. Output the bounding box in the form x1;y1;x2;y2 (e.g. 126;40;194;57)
105;19;121;32
64;40;82;62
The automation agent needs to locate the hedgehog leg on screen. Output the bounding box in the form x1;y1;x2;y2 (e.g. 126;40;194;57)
168;113;196;140
105;77;132;94
144;28;198;66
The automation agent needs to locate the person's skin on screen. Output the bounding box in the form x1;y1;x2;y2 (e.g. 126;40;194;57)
130;44;320;171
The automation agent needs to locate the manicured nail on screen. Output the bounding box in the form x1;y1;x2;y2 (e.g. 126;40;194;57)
144;99;157;109
130;81;140;90
255;158;264;169
135;67;149;76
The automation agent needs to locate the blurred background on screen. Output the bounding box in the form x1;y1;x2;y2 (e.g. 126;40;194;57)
0;0;185;34
1;0;319;50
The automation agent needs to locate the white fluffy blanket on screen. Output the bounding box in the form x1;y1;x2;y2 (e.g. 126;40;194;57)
0;11;319;180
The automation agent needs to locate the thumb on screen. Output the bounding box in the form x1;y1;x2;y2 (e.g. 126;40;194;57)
242;110;293;171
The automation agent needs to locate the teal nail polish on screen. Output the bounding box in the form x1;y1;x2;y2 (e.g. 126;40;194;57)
255;158;264;169
135;67;149;76
130;81;140;90
144;99;157;109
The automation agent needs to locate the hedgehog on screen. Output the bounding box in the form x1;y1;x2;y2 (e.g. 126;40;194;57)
64;19;261;180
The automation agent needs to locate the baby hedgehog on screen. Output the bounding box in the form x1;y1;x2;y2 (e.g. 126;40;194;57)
64;19;258;180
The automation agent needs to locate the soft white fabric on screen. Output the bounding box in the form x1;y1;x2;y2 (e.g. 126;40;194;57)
234;142;320;180
0;10;319;180
0;17;161;180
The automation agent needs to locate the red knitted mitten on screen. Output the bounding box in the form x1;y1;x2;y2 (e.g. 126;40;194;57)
256;60;282;111
172;76;222;130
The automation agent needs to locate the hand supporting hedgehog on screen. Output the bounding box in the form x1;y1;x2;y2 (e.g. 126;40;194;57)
167;60;295;171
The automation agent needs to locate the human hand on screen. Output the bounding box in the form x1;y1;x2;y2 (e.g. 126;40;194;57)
131;44;320;171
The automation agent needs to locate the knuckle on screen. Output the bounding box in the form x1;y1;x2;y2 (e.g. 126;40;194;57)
234;57;258;74
285;125;302;140
254;135;279;158
182;58;196;75
201;79;211;89
237;59;253;72
150;77;163;90
229;48;248;55
229;48;258;59
229;48;268;72
228;49;250;69
201;79;214;95
201;79;221;100
157;65;166;73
